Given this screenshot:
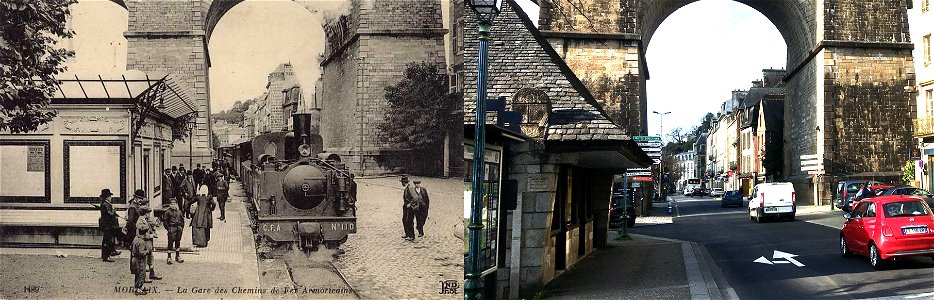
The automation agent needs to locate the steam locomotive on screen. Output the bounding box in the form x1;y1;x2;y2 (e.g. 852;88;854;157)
232;113;357;254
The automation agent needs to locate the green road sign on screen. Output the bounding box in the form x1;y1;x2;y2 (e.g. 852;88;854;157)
633;136;661;141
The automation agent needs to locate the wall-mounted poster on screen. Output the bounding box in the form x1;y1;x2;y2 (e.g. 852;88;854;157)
27;146;44;172
0;141;50;202
64;141;126;203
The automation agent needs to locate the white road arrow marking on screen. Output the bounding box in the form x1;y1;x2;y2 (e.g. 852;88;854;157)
754;256;773;265
772;250;805;267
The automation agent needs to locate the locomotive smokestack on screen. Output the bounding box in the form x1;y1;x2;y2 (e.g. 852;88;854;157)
292;113;312;143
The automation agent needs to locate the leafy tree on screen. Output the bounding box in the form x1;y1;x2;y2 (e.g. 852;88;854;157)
1;0;76;133
901;161;915;183
377;62;461;175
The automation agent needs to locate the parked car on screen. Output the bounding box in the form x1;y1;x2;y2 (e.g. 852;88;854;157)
840;195;934;269
721;190;743;207
609;190;637;228
748;182;796;222
684;184;700;197
690;187;707;197
873;186;934;209
710;188;724;197
836;180;882;211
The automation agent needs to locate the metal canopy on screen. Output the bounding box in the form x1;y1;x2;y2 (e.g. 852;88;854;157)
51;72;196;119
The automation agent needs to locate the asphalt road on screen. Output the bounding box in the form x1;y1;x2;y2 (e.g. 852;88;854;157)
632;195;934;299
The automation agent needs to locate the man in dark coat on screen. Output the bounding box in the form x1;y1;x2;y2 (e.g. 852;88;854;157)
130;226;152;295
161;199;185;264
125;189;147;246
410;180;430;237
193;163;205;188
216;174;229;221
162;169;175;202
206;169;217;197
401;178;422;242
181;171;196;218
173;166;185;200
98;189;121;262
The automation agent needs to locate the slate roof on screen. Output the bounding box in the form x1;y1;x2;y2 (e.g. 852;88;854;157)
462;0;632;142
740;87;783;129
761;95;785;134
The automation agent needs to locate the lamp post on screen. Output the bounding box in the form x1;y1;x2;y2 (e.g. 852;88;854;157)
467;1;501;299
187;120;195;169
653;110;670;198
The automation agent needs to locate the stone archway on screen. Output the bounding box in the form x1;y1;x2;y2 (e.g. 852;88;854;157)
119;0;447;175
537;0;915;203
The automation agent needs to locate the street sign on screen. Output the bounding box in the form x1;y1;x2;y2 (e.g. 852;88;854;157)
626;172;652;176
800;154;820;160
807;170;825;175
753;250;805;267
910;148;922;159
800;159;821;166
633;136;661;141
801;164;824;172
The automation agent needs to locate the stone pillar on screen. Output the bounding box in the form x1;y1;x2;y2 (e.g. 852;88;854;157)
125;0;213;167
320;0;447;176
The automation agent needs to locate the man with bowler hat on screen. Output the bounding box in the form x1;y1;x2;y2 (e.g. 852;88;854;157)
125;189;147;245
410;180;430;237
98;189;121;262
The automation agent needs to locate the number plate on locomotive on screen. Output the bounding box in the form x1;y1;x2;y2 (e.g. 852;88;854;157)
327;222;357;234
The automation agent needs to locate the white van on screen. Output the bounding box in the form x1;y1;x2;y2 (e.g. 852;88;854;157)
748;182;796;222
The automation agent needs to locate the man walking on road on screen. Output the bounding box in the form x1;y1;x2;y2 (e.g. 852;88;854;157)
412;180;430;237
216;173;229;221
400;176;416;241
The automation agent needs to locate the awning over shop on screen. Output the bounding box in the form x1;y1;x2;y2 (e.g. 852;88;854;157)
50;71;196;119
544;139;654;171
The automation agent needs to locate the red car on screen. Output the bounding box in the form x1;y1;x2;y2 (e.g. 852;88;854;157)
840;195;934;269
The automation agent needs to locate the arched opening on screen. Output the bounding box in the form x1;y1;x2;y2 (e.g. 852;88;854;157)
207;0;330;120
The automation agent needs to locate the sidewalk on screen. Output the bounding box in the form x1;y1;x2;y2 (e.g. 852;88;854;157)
541;231;730;300
0;183;261;299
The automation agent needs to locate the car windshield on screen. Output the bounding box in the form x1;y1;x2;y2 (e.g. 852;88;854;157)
908;188;930;196
882;201;931;217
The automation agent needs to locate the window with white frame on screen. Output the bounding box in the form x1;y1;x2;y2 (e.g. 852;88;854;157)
927;89;934;117
924;34;931;66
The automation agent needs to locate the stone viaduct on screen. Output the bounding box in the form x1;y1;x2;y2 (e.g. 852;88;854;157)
109;0;446;175
535;0;917;203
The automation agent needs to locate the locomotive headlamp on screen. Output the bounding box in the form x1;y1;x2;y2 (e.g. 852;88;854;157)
299;144;312;157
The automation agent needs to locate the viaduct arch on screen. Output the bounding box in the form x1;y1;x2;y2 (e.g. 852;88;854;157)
111;0;446;175
537;0;916;203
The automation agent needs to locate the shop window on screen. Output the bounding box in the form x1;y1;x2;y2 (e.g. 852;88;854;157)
0;140;51;203
463;143;502;275
64;140;126;203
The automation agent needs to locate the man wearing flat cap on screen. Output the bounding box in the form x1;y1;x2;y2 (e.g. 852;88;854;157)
98;189;121;262
135;205;163;281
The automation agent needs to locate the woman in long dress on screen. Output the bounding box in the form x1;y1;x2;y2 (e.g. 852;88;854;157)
190;185;216;247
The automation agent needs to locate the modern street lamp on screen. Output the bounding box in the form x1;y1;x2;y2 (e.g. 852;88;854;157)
653;111;671;199
467;0;502;299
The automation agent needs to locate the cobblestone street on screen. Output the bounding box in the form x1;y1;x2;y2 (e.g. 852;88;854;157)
334;176;464;299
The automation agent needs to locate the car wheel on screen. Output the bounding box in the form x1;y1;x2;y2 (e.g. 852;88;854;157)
870;243;886;270
840;235;851;257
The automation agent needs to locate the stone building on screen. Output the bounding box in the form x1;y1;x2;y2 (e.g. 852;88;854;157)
694;132;708;186
912;0;934;190
0;72;195;245
263;63;298;132
462;1;651;298
675;150;697;184
535;0;916;206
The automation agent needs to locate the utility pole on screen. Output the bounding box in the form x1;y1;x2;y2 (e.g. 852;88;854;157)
653;111;671;199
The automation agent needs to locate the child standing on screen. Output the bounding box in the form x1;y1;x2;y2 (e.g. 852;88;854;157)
130;226;152;295
162;199;185;264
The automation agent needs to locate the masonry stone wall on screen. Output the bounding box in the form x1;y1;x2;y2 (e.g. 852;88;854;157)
126;0;212;165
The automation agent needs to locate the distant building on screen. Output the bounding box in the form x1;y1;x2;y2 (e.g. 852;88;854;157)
281;84;303;131
912;0;934;189
675;151;697;184
694;133;708;185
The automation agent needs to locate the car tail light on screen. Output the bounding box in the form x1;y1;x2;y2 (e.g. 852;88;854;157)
760;193;765;207
882;225;894;237
792;192;796;206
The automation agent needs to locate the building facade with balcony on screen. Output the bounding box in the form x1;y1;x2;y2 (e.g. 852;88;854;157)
913;0;934;190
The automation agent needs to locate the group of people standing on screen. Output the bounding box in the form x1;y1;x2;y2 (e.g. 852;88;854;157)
400;176;430;242
97;160;231;295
